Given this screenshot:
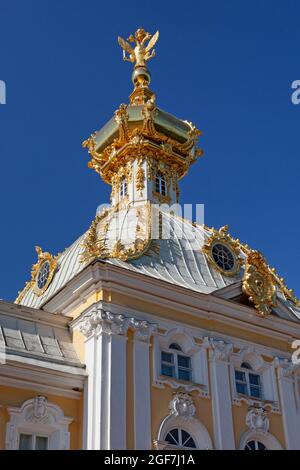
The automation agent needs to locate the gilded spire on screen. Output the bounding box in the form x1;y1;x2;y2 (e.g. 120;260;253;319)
118;28;159;105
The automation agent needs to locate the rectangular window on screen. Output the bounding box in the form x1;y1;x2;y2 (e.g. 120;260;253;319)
35;436;48;450
19;434;32;450
249;373;262;398
235;370;248;395
161;351;175;377
178;355;192;381
155;177;160;194
19;433;49;450
161;351;192;382
235;369;262;399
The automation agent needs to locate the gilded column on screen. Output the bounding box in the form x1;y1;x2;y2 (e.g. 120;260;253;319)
208;338;235;450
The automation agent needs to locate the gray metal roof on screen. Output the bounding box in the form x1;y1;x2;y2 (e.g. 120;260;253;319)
16;210;300;322
0;302;83;369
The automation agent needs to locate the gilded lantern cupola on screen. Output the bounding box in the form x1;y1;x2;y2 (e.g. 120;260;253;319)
15;28;300;323
82;28;203;209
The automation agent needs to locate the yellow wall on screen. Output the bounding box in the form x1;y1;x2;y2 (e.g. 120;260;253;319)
0;385;83;450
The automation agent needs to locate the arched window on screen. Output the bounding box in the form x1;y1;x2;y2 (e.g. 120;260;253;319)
120;177;127;198
165;428;197;449
235;362;262;399
161;343;192;381
244;440;268;450
155;172;166;196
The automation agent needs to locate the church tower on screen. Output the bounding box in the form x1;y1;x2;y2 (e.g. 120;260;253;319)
81;28;203;262
4;28;300;451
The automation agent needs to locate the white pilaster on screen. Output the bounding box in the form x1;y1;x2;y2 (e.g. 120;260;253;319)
209;338;235;450
132;323;154;449
276;359;300;449
80;308;128;450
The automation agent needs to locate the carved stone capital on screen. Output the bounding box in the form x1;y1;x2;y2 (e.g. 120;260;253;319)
80;308;129;338
275;357;300;379
168;393;195;419
209;338;233;362
246;407;269;433
131;318;156;342
80;307;156;340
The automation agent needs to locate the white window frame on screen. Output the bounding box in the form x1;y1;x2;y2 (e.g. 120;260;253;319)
230;348;280;412
155;172;167;196
120;177;127;198
239;430;282;450
153;327;210;397
18;432;49;450
6;397;73;450
235;364;263;399
156;414;213;450
164;427;197;449
161;344;192;382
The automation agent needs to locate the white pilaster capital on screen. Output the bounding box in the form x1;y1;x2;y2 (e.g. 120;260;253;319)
131;318;157;343
79;306;157;341
274;357;300;380
208;337;233;363
79;308;129;338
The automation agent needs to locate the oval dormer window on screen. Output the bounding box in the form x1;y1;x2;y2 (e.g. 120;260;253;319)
211;243;235;272
36;261;51;291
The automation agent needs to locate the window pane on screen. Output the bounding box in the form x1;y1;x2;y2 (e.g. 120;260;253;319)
241;362;252;370
249;373;260;386
235;370;246;382
161;351;173;363
161;363;175;377
169;343;181;351
35;436;48;450
245;440;256;450
184;437;196;448
165;428;179;445
250;386;261;399
236;382;247;395
178;368;191;381
257;441;267;450
19;434;32;450
177;355;191;368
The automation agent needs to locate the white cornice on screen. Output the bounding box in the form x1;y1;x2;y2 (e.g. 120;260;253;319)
45;262;300;342
0;359;86;399
72;300;292;360
0;300;70;329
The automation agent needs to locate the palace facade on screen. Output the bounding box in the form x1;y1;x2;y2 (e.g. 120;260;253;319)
1;28;300;450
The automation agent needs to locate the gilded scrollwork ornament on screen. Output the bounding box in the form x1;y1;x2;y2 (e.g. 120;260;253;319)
16;246;58;303
242;251;277;317
135;159;145;194
114;103;130;145
202;225;243;277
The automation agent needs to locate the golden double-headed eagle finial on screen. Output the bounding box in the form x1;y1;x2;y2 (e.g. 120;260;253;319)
118;28;159;68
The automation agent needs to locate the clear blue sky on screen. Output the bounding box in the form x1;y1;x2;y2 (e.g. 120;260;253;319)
0;0;299;301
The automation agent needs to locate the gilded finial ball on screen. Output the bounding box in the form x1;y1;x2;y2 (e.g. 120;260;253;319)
132;66;151;87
